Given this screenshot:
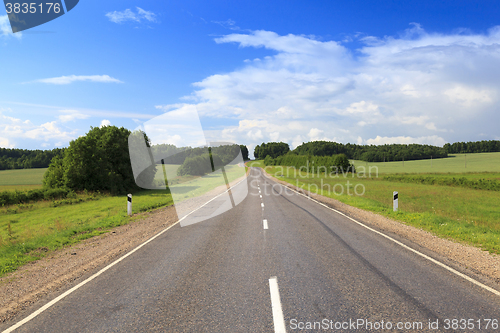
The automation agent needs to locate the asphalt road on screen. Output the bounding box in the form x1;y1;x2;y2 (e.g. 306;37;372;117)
3;167;500;332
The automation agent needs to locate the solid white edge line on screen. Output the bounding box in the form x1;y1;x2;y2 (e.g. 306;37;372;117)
263;219;269;230
3;176;249;333
262;172;500;298
269;277;286;333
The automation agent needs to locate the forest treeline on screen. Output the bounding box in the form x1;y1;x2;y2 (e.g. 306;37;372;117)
0;142;249;171
443;140;500;154
0;147;65;170
254;140;500;162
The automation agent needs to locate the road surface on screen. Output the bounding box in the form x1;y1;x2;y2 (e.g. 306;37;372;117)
2;167;500;332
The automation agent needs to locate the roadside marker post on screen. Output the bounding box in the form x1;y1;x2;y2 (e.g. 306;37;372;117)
127;194;132;216
393;191;398;212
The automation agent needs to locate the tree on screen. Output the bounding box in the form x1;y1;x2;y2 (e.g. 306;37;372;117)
43;126;155;194
239;145;249;161
254;142;290;159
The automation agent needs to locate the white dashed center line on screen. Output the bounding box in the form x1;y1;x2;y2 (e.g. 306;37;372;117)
269;276;286;333
263;219;268;229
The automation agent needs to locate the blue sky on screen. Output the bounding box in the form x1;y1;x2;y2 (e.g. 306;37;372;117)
1;1;500;157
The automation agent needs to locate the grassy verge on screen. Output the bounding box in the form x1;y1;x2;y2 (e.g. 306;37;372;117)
0;190;173;277
248;160;500;255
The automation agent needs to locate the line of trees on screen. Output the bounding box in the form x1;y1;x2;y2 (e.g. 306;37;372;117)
292;141;448;162
443;140;500;154
263;153;354;174
254;141;450;162
151;144;248;165
254;139;500;162
0;147;65;170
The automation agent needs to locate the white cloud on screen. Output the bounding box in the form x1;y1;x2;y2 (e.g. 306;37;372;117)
366;135;447;146
0;109;77;148
34;75;123;85
99;119;111;128
106;7;157;24
59;110;90;122
0;15;21;39
0;136;14;148
308;128;324;141
444;85;493;106
345;101;379;114
154;25;500;153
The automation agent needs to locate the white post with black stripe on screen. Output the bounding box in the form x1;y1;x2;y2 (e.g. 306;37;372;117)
127;194;132;216
393;191;398;212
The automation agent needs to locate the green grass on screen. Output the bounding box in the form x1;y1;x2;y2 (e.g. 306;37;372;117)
0;190;173;277
0;168;46;186
249;159;500;254
351;152;500;174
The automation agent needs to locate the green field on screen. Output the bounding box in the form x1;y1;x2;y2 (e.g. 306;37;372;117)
0;168;46;191
249;155;500;255
352;152;500;174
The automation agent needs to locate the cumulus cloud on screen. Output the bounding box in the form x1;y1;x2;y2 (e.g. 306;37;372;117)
159;24;500;153
34;75;123;85
99;119;111;128
106;7;157;24
0;110;76;148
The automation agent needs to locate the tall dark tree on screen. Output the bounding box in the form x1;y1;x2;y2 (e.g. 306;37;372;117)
254;142;290;159
239;145;249;161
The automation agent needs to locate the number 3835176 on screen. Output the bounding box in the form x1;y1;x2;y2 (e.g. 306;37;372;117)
5;3;61;14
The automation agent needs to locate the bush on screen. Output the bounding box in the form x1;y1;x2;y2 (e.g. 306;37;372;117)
0;188;70;206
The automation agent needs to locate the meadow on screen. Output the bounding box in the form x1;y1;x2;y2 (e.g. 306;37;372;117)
249;152;500;254
351;152;500;174
0;168;46;191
